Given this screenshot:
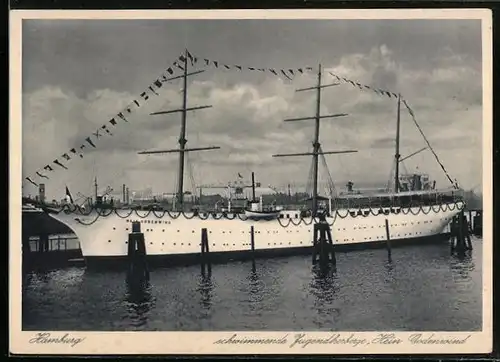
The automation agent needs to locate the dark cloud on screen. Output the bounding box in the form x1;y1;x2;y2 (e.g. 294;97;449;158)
20;17;484;200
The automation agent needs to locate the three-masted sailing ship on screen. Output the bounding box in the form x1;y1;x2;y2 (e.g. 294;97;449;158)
47;51;465;267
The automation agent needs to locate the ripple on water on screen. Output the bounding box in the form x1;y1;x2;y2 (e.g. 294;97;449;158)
22;240;483;331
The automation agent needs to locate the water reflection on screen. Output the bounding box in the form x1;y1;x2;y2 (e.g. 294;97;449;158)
197;271;215;310
124;277;155;329
450;250;475;281
246;267;266;306
309;264;340;327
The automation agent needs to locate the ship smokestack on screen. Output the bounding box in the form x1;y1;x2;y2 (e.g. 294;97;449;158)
122;184;126;204
251;172;256;202
38;183;46;204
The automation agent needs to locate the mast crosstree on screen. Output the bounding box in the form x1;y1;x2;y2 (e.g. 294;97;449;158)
138;49;220;209
272;64;358;216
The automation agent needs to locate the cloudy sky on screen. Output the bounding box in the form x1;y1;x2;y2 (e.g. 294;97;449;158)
21;17;483;201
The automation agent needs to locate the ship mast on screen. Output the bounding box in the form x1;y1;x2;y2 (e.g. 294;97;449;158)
272;64;357;216
394;94;401;193
138;49;220;210
94;176;98;201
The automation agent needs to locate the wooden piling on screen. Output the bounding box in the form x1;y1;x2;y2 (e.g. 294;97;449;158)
325;226;336;266
250;225;256;270
312;224;319;264
473;210;482;236
463;212;472;250
201;228;211;275
468;210;473;232
312;213;335;268
384;219;392;262
454;211;467;254
250;226;255;255
38;233;49;253
127;221;149;282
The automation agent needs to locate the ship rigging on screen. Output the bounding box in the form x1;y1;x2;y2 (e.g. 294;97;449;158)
137;49;220;211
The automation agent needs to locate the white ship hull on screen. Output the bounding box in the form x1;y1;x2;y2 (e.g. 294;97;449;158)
48;202;464;267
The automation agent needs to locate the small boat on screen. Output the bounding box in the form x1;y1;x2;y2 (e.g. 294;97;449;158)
245;202;280;220
244;173;280;220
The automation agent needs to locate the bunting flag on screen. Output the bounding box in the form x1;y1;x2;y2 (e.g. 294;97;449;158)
26;177;38;187
186;50;194;66
173;61;184;71
85;137;96;148
148;86;159;95
329;72;400;99
118;112;128;122
27;50;317;185
54;159;68;170
280;69;293;80
66;186;74;204
189;52;314;81
403;99;415;117
92;130;101;139
36;171;49;179
101;125;112;135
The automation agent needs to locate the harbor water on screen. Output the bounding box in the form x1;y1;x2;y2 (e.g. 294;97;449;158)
22;237;482;331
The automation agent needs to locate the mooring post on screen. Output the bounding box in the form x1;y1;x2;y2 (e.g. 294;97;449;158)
473;210;482;236
250;225;256;270
463;212;473;250
22;235;31;254
384;219;392;262
38;233;49;253
455;212;466;254
312;212;335;268
468;210;473;232
127;221;149;282
250;226;255;256
312;223;319;264
201;228;211;275
325;224;336;266
450;216;457;253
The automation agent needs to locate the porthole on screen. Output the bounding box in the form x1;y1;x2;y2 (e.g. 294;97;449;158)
108;240;111;243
